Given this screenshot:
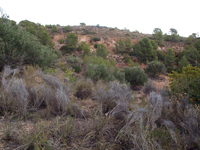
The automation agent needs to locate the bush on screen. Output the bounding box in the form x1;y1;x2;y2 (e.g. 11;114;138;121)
51;25;57;33
156;50;166;62
63;25;71;32
93;37;101;41
165;48;175;73
145;61;166;77
96;43;109;59
169;65;200;104
73;65;82;73
132;37;157;63
60;45;73;55
66;33;78;50
74;79;93;100
94;43;98;48
0;15;60;70
58;39;64;44
123;66;148;87
84;64;110;82
83;55;115;68
66;55;81;65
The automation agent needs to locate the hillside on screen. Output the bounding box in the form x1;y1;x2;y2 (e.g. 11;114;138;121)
1;18;200;150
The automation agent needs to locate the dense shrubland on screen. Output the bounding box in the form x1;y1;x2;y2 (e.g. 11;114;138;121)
1;10;200;150
0;14;61;70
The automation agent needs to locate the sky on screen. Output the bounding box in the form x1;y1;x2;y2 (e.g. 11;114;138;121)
1;0;199;37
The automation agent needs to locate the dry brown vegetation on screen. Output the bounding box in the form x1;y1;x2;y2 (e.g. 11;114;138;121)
0;65;199;150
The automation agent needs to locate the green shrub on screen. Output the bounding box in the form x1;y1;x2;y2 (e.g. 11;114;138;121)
66;33;78;50
96;43;109;58
123;66;148;87
145;61;166;77
73;65;82;73
83;55;115;68
0;16;60;70
169;65;200;104
84;64;110;82
51;25;57;33
156;50;166;62
94;43;98;48
93;37;101;41
165;48;175;73
132;37;157;63
58;39;64;44
66;55;81;65
60;45;73;55
63;25;71;32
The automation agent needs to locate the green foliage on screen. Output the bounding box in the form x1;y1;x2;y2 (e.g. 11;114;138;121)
90;36;94;42
0;16;60;70
66;33;78;49
156;50;166;62
169;65;200;104
65;68;75;83
51;25;57;33
132;37;157;63
183;46;199;66
115;39;125;54
168;28;180;42
164;33;170;41
186;35;194;45
80;22;86;26
96;43;109;59
177;56;189;73
60;45;73;55
194;39;200;52
93;37;101;41
58;39;64;44
125;37;132;52
151;40;158;50
165;48;175;73
152;28;164;45
73;65;82;73
83;55;115;68
77;41;90;56
63;25;71;32
145;61;166;77
94;43;98;48
84;64;110;82
123;66;148;87
19;20;54;48
67;55;82;65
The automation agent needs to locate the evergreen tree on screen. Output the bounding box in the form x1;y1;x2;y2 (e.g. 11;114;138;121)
165;48;175;72
125;37;132;52
152;28;164;45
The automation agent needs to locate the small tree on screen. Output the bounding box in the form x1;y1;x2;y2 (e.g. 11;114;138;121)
133;37;157;63
66;33;78;50
177;56;189;72
125;37;132;52
194;39;200;53
156;50;166;62
96;43;109;58
186;35;194;45
152;28;164;45
151;40;158;50
165;48;175;72
183;47;199;66
83;43;90;57
145;61;166;77
115;39;125;54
